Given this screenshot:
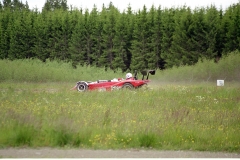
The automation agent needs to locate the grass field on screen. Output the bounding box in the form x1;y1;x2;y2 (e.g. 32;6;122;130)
0;81;239;152
0;51;240;152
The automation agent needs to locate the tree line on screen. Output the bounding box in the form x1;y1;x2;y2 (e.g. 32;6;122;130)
0;0;240;72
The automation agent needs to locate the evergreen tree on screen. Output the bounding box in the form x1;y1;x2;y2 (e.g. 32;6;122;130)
7;8;34;59
12;0;27;10
33;11;50;62
2;0;28;10
153;6;164;69
145;5;157;69
43;9;71;61
43;0;68;11
93;5;104;67
0;19;6;59
204;5;220;59
0;1;2;10
2;0;12;9
130;5;149;71
224;3;240;53
0;8;11;58
84;6;99;65
52;10;72;60
48;10;63;60
124;5;134;70
147;5;165;69
214;8;225;61
112;12;128;72
21;9;36;58
190;8;208;59
160;8;175;68
169;7;198;67
43;12;57;61
99;2;119;70
69;10;86;67
8;10;21;59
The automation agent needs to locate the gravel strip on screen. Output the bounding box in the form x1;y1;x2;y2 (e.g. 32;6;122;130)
0;148;240;158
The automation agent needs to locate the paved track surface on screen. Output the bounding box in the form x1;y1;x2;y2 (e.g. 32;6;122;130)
0;148;240;158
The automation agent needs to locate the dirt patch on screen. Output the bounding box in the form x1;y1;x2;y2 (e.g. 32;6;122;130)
0;148;240;158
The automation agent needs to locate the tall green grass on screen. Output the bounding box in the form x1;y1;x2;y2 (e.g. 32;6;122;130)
0;59;125;82
0;84;239;152
157;50;240;82
0;50;240;82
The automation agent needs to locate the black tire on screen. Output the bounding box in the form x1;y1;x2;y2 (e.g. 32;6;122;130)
77;82;88;92
122;83;134;90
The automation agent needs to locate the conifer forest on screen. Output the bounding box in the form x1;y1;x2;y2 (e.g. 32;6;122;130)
0;0;240;72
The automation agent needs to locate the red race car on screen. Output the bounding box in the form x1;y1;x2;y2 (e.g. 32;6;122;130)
71;70;155;92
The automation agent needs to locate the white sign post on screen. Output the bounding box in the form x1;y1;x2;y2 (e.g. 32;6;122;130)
217;80;224;86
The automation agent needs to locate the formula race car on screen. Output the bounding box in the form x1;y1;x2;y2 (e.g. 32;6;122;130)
71;70;155;92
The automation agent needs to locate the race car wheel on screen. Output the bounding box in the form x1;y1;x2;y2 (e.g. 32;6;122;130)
77;82;88;92
122;83;134;90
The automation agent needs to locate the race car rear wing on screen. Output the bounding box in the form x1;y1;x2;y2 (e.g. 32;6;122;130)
140;70;155;80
